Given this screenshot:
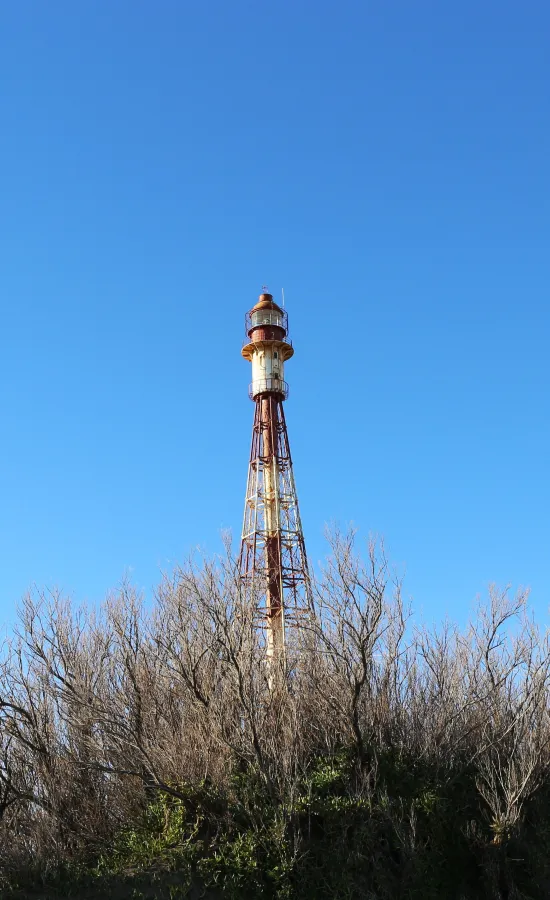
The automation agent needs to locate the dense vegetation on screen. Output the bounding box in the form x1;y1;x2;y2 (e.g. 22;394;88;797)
1;531;550;899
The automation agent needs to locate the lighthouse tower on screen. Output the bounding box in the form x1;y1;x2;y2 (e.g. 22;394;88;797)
239;291;311;661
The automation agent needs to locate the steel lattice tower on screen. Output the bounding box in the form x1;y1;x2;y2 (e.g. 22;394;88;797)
239;291;311;660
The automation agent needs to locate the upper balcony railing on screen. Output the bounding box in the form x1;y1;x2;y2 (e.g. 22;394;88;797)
249;378;289;400
245;308;289;337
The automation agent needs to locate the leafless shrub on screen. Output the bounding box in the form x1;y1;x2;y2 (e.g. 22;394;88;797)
0;529;548;885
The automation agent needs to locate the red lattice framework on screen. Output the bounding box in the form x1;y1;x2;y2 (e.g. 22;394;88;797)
239;393;311;657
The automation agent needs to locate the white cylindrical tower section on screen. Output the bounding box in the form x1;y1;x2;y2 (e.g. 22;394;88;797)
250;344;285;395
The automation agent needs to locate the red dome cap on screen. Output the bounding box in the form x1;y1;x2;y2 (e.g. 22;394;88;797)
251;292;284;314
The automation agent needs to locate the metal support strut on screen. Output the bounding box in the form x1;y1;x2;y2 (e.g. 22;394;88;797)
239;393;311;661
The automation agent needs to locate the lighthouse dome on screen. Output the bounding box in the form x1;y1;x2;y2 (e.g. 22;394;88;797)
252;292;284;313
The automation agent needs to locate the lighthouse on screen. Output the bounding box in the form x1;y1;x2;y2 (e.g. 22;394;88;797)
239;291;311;661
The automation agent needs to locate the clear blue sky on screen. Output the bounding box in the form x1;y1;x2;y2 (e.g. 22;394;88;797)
1;1;549;628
